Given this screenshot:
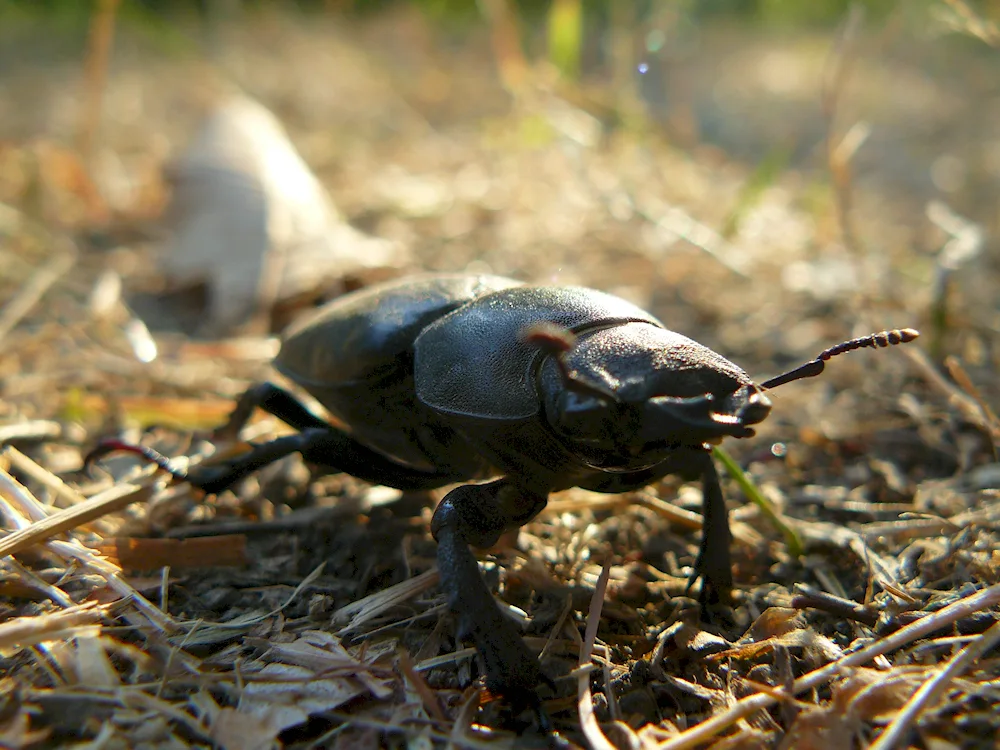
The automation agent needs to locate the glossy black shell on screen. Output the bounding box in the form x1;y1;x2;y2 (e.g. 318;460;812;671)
278;274;520;391
414;285;662;419
276;273;755;491
276;274;519;474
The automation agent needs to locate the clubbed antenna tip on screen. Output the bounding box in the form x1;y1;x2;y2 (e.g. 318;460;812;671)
761;328;919;391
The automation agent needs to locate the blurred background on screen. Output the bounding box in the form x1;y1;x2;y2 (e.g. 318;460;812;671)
1;3;999;744
0;0;996;461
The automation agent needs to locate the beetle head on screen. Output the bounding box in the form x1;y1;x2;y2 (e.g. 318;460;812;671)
526;323;919;473
528;323;770;470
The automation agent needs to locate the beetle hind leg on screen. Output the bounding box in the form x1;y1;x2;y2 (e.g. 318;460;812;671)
430;480;552;710
193;427;463;494
88;425;461;496
181;382;456;492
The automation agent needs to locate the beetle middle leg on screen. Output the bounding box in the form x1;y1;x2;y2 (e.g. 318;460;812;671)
430;479;551;707
689;453;733;607
214;382;331;440
589;449;735;609
642;449;735;608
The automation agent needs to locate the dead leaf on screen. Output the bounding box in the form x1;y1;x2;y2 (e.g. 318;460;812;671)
238;662;368;733
159;93;409;335
739;607;806;644
71;636;119;688
210;706;282;750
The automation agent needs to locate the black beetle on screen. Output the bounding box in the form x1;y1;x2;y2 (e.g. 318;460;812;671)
88;273;918;707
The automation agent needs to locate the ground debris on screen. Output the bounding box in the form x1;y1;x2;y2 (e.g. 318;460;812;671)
0;6;998;748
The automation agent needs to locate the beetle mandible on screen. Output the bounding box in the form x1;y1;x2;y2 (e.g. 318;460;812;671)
88;273;918;705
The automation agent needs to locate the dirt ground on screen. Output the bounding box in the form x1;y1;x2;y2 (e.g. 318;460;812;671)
0;4;998;748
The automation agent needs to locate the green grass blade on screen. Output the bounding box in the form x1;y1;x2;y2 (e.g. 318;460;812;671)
547;0;582;81
713;445;804;558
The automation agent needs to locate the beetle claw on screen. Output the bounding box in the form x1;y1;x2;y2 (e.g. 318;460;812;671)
489;680;557;736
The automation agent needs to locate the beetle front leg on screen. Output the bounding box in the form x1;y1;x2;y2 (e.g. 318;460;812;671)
430;479;550;706
691;453;733;607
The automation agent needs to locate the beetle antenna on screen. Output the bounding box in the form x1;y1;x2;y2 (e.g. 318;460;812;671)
84;438;190;482
521;322;620;402
760;328;919;390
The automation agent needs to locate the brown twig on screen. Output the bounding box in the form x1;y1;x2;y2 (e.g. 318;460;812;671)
870;618;1000;749
790;583;879;628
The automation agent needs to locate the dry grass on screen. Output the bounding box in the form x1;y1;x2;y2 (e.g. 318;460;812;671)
0;5;998;748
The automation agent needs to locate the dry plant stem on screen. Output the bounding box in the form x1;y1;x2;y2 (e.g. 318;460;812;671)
334;567;440;634
0;467;175;632
3;446;87;509
413;645;478;673
0;601;104;650
904;347;990;429
867;497;1000;540
627;191;749;278
78;0;120;166
450;686;484;747
796;520;902;592
656;583;1000;750
0;421;62;443
870;618;1000;750
940;0;1000;45
122;690;216;746
578;554;616;750
2;556;74;607
608;0;637;109
538;593;575;664
944;356;1000;445
821;3;865;258
479;0;528;94
173;563;326;638
55;538;177;633
634;492;704;530
0;470;152;558
0;251;75;343
790;584;879;628
397;648;447;723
